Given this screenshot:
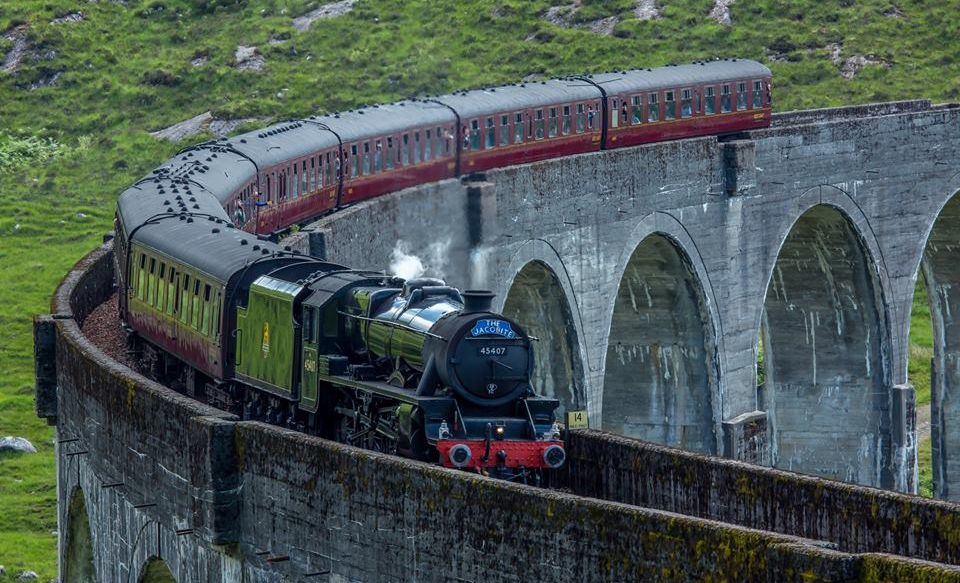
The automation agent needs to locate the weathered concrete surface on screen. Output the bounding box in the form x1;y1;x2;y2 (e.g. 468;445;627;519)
565;429;960;566
34;244;944;581
293;100;960;495
46;231;960;582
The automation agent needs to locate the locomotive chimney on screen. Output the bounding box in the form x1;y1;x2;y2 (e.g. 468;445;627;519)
462;290;495;313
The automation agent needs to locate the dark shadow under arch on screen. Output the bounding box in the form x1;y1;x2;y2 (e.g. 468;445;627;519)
601;233;718;453
918;192;960;500
140;557;177;583
63;488;97;583
502;260;585;413
763;205;890;485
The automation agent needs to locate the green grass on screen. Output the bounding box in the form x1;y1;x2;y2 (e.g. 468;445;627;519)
2;0;959;576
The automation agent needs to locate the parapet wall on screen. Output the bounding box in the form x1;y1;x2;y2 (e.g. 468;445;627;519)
41;242;960;581
565;430;960;565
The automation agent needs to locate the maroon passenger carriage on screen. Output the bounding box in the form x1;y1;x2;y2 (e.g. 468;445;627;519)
205;59;771;236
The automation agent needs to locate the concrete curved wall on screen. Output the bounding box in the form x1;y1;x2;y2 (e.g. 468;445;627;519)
287;100;960;494
38;99;960;578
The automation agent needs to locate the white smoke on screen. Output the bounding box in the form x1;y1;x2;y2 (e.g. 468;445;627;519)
469;246;492;289
389;238;452;280
390;241;426;280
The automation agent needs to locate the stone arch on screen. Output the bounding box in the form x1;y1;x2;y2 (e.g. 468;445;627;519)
916;189;960;500
762;201;892;485
63;488;97;583
502;259;586;413
139;557;177;583
601;229;719;454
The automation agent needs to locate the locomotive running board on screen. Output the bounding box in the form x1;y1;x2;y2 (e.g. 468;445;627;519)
318;373;419;405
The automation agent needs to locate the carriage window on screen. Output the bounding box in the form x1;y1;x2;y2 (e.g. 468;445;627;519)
576;104;586;132
202;284;212;336
180;275;190;323
721;84;731;113
535;110;544;140
705;86;716;115
166;267;176;315
468;120;480;151
611;98;619;128
753;80;763;108
423;131;432;161
157;263;166;308
548;107;558;137
439;126;448;155
681;89;692;118
386;138;394;170
631;96;642;124
372;140;381;171
485;117;495;149
191;280;201;330
327;152;334;184
562;105;571;135
362;142;371;176
136;253;146;300
402;134;410;165
148;257;157;306
737;82;747;111
414;131;421;163
514;113;524;143
501;115;510;145
309;158;316;191
665;91;676;120
648;93;659;122
588;104;596;129
293;164;299;197
350;145;358;176
302;161;308;194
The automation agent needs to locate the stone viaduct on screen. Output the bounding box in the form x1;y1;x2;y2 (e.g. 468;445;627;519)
290;99;960;496
38;99;960;581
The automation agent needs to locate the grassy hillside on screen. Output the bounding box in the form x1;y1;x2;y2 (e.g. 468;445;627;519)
1;0;957;577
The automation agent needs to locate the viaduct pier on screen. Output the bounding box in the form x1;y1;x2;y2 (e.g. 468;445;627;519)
37;99;960;580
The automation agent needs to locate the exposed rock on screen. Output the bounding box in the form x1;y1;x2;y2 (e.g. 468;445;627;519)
150;111;260;142
826;42;888;80
190;55;208;67
0;436;37;453
150;111;212;142
884;5;905;18
29;71;62;90
50;12;84;25
2;25;29;74
709;0;735;25
292;0;356;32
634;0;661;21
0;564;5;576
16;572;38;581
586;16;619;35
208;118;257;137
234;45;265;71
543;5;572;27
542;2;620;35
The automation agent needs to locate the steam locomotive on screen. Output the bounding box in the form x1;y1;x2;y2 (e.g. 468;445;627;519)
114;59;774;480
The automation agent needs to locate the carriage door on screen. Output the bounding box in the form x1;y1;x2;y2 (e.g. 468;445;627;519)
300;305;319;411
610;97;619;128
